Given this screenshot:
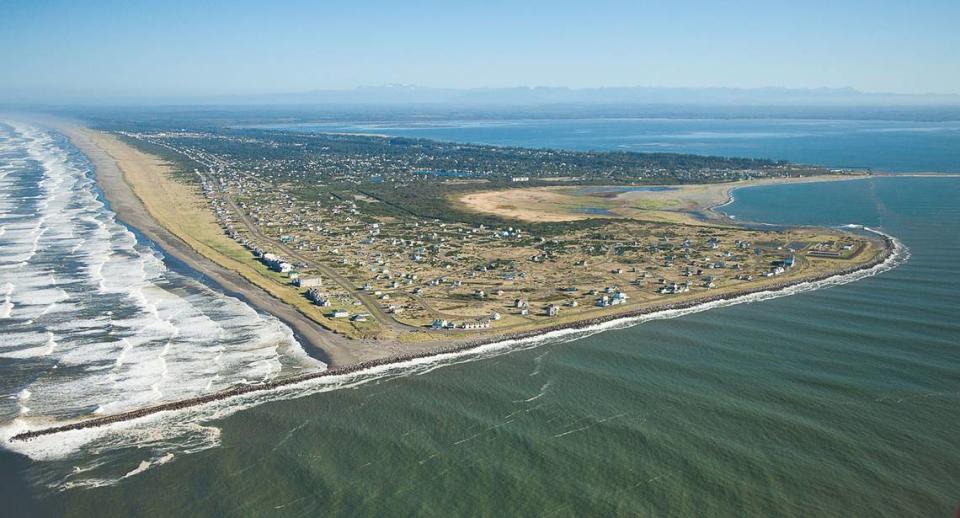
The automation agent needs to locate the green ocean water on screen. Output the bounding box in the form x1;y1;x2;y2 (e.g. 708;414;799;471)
2;134;959;516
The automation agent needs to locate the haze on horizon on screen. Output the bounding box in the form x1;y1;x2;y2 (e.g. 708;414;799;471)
1;0;959;104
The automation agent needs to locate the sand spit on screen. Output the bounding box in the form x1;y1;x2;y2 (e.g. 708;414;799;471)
4;120;904;443
49;123;409;367
457;174;869;225
11;231;900;442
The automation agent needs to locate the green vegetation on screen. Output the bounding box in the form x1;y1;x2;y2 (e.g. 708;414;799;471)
101;120;877;341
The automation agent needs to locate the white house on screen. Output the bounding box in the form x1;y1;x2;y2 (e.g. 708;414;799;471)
295;276;323;288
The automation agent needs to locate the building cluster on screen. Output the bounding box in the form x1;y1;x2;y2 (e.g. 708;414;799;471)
119;129;825;191
118;129;861;334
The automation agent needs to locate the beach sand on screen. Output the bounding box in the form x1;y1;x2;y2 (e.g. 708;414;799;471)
0;122;899;439
53;123;887;369
456;174;870;225
56;125;417;367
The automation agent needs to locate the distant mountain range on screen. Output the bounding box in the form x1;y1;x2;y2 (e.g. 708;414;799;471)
201;85;960;106
6;86;960;113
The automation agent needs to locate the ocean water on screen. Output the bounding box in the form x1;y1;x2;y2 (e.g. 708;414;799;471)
0;122;321;491
1;118;958;517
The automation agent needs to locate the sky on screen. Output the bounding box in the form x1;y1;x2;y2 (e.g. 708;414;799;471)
1;0;959;102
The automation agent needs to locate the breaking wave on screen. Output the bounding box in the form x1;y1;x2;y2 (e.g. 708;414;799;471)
0;121;321;489
0;120;908;493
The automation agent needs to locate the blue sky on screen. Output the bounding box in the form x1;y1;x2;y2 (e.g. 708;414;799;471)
1;0;958;100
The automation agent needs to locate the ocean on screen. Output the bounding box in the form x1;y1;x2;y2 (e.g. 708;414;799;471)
0;122;321;491
1;117;958;517
275;117;960;173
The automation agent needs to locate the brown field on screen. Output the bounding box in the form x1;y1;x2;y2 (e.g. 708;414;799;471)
59;126;421;366
58;124;889;370
456;175;867;225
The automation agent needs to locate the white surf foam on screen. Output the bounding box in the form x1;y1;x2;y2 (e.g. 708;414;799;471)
0;120;908;492
0;282;13;318
0;121;323;489
4;226;907;491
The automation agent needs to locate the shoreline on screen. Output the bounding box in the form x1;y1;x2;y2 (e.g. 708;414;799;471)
52;123;398;367
695;175;921;228
705;172;960;224
691;173;874;223
457;173;873;225
10;227;901;442
6;121;901;441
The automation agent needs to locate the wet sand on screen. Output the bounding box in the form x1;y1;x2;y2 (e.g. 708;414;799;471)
59;125;885;368
0;121;900;440
457;174;870;225
55;124;413;367
11;229;898;442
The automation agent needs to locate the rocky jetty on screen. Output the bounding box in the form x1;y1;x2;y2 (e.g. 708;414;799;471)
11;236;895;442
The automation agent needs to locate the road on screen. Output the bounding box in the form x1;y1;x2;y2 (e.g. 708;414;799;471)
143;137;419;333
220;193;419;331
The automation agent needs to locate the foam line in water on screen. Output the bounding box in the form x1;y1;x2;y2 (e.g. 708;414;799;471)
0;121;322;489
0;282;14;318
0;120;907;490
2;225;906;484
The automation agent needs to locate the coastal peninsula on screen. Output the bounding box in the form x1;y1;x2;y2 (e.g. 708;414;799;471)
11;121;895;440
70;124;890;359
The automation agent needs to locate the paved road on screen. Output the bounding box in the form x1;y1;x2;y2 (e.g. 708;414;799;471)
148;138;421;333
220;193;419;331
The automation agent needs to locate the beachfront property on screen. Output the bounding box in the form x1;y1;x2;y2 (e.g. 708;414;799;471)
306;288;332;307
294;276;323;288
262;252;293;273
114;129;880;340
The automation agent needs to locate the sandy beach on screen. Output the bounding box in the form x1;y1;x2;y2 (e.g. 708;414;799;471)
457;174;871;225
11;224;902;442
55;124;413;367
0;121;901;440
51;123;889;373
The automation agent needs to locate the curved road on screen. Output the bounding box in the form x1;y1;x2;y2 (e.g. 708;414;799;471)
151;139;423;332
220;193;419;332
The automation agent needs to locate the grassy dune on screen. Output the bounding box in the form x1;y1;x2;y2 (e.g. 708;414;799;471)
85;130;366;339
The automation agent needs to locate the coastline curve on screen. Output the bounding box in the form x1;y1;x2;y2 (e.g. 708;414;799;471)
7;227;906;442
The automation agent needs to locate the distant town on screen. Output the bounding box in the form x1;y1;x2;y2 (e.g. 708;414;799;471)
111;126;877;341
